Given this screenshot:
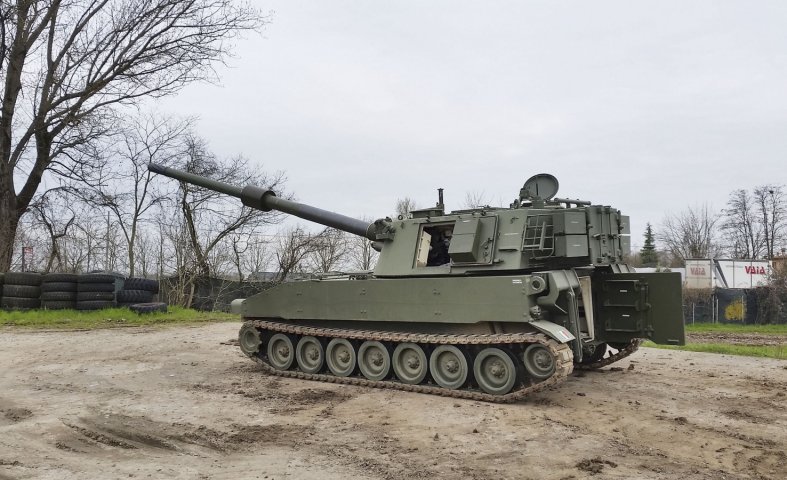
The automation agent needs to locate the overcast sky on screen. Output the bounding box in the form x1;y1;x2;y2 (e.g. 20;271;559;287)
160;1;787;249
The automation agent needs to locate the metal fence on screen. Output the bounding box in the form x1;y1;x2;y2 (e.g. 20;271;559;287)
160;276;274;312
683;287;787;324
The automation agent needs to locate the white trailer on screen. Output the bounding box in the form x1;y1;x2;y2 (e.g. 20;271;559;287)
683;258;772;289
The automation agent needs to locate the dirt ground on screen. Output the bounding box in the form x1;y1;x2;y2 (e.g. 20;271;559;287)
686;332;787;347
1;324;785;480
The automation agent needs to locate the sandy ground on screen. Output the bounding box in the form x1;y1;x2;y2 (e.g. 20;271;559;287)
0;323;785;480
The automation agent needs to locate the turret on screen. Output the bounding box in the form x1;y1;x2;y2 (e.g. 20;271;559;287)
150;164;631;278
148;163;394;241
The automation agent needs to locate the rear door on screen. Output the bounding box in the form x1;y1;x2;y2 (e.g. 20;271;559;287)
593;272;685;345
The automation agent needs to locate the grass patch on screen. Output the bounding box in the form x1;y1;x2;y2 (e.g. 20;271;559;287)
685;323;787;335
644;341;787;360
0;306;237;329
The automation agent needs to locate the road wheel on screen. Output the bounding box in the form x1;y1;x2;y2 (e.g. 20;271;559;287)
358;341;391;381
267;333;295;370
522;344;556;380
326;338;356;377
429;345;469;390
296;336;325;374
392;343;427;385
474;348;517;395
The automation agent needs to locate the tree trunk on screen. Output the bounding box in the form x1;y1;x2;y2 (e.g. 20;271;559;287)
0;195;18;271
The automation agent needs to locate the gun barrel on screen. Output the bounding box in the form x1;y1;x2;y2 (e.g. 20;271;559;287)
149;163;377;240
148;163;244;197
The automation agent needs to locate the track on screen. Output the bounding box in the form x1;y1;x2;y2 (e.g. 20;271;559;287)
575;339;644;370
243;319;575;403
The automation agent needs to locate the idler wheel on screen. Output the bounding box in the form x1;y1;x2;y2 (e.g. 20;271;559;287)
358;341;391;381
392;343;427;385
267;333;295;370
296;336;324;374
522;344;556;380
429;345;468;390
238;324;262;356
473;348;517;395
326;338;356;377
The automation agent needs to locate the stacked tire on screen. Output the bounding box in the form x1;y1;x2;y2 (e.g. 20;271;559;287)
77;273;117;310
41;273;79;310
1;272;43;310
118;278;166;313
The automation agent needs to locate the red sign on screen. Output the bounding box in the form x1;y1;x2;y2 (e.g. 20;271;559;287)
744;265;767;275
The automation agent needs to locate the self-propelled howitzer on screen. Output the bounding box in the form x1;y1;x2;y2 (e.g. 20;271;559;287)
151;164;684;402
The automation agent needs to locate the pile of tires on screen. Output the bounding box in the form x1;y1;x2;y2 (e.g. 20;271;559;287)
40;273;79;310
1;272;43;310
118;278;166;313
0;272;167;313
77;273;118;311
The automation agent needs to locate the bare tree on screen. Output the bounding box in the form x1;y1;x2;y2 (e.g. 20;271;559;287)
133;230;158;278
174;135;285;276
229;235;249;281
274;226;322;282
158;214;199;308
753;185;786;259
28;189;77;272
463;190;488;209
721;189;764;259
658;204;721;262
347;234;379;271
82;112;192;276
11;214;49;271
395;197;418;217
728;190;759;257
0;0;264;270
345;216;379;271
241;234;272;280
58;216;94;272
63;212;105;272
308;228;348;273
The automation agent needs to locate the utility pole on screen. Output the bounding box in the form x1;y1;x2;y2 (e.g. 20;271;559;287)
105;211;111;270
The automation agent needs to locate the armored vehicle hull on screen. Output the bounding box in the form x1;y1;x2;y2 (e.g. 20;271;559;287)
150;164;685;401
235;269;682;401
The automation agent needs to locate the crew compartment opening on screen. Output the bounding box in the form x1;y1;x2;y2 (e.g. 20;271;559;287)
415;223;456;267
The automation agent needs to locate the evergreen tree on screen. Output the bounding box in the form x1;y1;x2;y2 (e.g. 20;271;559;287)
640;223;658;267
